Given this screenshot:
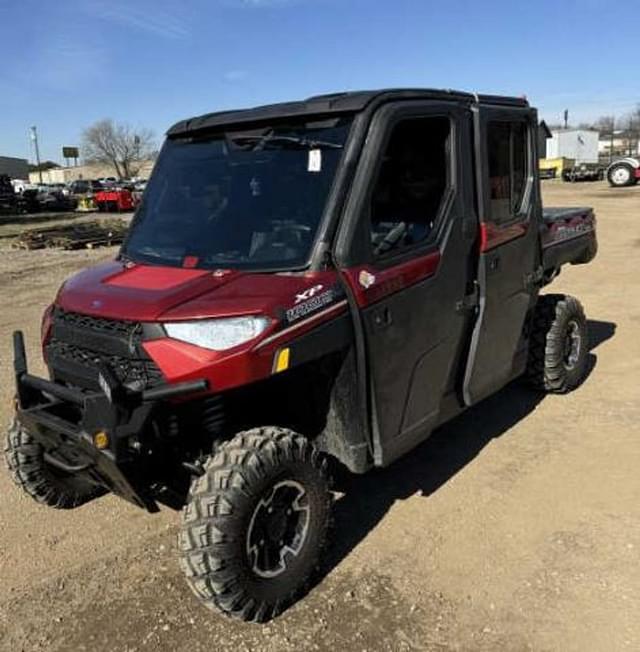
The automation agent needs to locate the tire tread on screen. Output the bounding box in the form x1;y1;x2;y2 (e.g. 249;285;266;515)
4;419;100;509
179;426;331;623
525;294;588;393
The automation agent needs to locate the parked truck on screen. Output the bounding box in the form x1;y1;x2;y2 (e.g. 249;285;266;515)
6;88;597;622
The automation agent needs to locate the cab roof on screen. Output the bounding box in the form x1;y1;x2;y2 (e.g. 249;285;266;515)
167;88;529;137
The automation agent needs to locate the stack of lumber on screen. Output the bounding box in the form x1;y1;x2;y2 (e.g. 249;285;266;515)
13;220;128;250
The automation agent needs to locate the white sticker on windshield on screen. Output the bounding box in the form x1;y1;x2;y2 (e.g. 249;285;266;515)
308;149;322;173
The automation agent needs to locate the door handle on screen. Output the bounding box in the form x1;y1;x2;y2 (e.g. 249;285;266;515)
372;307;392;330
488;255;500;272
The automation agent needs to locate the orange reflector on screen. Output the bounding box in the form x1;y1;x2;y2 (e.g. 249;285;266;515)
93;431;109;449
274;348;290;373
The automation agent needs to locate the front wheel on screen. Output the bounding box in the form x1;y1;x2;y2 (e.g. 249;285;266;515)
4;419;101;508
178;427;331;622
525;294;589;393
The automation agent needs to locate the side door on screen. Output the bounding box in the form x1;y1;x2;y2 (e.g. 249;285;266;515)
462;105;541;406
336;102;478;465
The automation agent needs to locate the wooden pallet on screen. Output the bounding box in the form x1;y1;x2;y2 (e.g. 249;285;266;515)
13;220;129;250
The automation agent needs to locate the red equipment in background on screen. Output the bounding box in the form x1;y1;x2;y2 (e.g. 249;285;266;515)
94;188;137;212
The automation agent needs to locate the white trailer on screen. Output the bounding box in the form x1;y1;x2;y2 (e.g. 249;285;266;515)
547;130;599;165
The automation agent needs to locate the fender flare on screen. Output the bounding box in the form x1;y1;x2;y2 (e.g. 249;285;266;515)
606;157;639;172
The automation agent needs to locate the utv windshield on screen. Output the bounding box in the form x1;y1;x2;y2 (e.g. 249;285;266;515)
122;116;353;270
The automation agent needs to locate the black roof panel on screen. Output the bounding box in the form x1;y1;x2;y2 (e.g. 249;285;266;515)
167;88;529;137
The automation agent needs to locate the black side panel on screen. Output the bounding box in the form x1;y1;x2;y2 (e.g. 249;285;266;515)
463;229;538;404
543;236;597;271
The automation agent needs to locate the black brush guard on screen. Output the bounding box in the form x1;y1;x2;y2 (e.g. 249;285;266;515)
12;331;207;512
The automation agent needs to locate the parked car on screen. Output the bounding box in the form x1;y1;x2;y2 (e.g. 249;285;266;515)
0;174;17;213
47;182;71;196
10;179;29;194
68;179;103;195
18;187;77;213
7;88;598;623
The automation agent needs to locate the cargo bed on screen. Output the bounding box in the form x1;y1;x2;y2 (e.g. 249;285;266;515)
541;206;597;274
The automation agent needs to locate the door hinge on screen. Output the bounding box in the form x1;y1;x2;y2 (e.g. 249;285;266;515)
524;266;544;289
456;281;479;313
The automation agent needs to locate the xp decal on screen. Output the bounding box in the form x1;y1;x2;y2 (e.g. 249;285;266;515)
285;283;344;324
294;284;324;304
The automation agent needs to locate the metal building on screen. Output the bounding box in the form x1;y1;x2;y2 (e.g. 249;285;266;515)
0;156;29;179
546;130;599;164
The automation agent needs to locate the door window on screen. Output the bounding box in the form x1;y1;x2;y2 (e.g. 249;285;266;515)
487;121;528;225
368;117;451;258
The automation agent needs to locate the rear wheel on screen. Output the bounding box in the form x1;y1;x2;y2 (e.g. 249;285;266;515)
178;427;331;622
607;162;637;187
4;419;101;508
525;294;588;393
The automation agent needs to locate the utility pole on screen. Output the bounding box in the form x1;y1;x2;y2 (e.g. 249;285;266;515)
563;109;569;129
610;123;614;164
30;126;43;184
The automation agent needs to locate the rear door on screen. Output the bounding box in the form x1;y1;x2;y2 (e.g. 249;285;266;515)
462;104;541;405
337;102;478;465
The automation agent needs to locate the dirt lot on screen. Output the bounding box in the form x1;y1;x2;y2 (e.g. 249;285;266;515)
0;181;638;651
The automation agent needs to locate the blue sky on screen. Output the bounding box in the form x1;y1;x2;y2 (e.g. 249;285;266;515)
1;0;638;163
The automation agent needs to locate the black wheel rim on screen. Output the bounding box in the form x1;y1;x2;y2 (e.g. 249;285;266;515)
246;480;310;578
563;320;582;370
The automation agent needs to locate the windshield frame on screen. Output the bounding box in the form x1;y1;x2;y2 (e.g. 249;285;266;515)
120;114;357;274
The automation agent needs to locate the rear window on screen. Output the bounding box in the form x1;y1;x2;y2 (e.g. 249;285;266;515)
487;121;528;224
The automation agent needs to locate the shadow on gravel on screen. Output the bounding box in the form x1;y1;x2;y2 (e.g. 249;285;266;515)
587;319;616;349
582;319;617;382
322;318;616;581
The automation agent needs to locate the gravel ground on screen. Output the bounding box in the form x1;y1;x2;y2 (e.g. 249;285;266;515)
0;181;638;651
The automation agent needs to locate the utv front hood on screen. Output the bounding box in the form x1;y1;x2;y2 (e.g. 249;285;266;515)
56;260;340;323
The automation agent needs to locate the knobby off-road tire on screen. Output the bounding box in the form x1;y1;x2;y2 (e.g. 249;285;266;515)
4;419;101;508
526;294;588;393
179;427;331;622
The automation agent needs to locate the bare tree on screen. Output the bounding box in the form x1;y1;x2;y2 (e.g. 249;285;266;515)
622;104;640;123
619;105;640;156
592;115;615;134
82;119;156;178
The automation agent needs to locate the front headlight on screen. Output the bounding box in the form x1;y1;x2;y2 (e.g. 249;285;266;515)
164;316;271;351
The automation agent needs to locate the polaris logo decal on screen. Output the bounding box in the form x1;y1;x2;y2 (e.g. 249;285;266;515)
554;222;594;242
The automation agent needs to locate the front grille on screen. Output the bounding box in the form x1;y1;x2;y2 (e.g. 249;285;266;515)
47;308;164;390
54;309;142;340
47;339;164;388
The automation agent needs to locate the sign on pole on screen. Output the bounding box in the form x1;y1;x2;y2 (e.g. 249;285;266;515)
62;147;79;167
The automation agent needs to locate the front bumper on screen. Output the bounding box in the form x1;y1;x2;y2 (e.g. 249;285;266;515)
12;330;207;512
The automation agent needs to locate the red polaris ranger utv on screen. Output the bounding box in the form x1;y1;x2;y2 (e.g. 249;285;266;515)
6;89;597;622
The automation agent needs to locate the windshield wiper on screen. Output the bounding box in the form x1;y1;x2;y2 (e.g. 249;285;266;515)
230;134;343;151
